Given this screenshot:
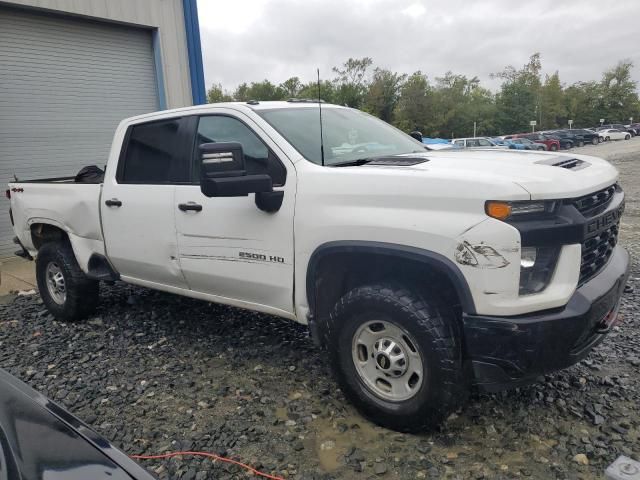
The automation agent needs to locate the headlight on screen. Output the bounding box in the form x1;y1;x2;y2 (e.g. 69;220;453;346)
485;200;557;221
519;246;560;295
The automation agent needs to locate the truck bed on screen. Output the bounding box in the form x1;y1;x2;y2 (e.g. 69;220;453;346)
9;181;104;261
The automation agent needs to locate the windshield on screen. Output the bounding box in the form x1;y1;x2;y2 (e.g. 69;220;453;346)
257;106;425;165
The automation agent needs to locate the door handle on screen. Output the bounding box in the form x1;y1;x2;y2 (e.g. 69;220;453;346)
178;202;203;212
105;198;122;207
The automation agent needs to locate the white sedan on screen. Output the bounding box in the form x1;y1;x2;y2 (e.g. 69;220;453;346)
599;128;631;141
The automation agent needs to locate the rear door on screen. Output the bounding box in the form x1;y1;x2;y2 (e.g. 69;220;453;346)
174;110;296;315
101;117;190;288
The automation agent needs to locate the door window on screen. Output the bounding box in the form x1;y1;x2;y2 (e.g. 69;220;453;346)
194;116;287;186
477;139;492;147
118;118;184;184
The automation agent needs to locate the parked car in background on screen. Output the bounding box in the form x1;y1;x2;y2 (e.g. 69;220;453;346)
506;133;560;151
599;128;632;141
490;138;526;149
566;129;601;145
627;123;640;135
451;137;507;149
542;133;573;150
600;124;636;137
551;130;587;147
508;138;547;150
585;128;606;142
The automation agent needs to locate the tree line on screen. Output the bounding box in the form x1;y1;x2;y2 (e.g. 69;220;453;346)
206;53;640;138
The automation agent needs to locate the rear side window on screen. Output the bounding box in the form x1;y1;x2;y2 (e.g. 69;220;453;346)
119;119;182;184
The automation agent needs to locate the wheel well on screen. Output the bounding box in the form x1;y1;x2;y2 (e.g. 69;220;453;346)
308;249;466;340
30;224;68;250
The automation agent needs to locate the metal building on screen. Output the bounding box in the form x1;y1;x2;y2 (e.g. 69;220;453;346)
0;0;206;256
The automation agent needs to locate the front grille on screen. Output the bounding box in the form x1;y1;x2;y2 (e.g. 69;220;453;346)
573;184;616;216
579;223;619;285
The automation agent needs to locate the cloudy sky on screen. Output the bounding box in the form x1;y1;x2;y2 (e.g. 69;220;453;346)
196;0;640;93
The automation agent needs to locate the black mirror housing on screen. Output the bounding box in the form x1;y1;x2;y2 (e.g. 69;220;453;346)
198;141;276;199
201;174;273;197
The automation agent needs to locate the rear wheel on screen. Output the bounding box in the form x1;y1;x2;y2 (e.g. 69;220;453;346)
327;284;463;432
36;241;99;321
625;134;631;140
549;143;558;151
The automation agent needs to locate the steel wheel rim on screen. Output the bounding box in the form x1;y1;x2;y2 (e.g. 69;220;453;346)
45;262;66;305
352;320;424;402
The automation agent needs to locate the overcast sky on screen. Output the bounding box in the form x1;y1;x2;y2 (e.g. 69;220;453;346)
196;0;640;93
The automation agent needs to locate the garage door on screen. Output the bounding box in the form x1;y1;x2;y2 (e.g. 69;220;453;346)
0;7;159;257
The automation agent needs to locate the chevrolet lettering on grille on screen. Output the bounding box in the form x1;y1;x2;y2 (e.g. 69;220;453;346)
585;203;625;236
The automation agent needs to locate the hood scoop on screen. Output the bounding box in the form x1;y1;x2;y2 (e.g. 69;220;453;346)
536;157;589;170
367;156;429;166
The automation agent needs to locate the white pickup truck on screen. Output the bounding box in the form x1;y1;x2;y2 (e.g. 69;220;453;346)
8;101;629;432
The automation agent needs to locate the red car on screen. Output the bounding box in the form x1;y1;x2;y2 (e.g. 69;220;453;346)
505;133;560;151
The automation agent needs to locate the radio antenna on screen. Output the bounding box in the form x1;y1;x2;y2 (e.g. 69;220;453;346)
317;68;325;166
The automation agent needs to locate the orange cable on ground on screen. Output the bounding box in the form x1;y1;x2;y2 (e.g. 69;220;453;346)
130;450;285;480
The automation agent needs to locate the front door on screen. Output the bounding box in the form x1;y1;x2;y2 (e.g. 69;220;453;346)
101;117;189;289
174;111;296;316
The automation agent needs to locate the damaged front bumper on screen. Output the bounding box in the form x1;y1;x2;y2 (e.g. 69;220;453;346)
462;245;630;391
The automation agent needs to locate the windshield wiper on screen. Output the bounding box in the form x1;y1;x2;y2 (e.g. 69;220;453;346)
330;157;376;167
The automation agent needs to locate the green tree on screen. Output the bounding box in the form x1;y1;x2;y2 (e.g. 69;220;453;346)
332;57;373;108
233;83;250;101
599;60;639;122
297;80;336;103
540;72;566;129
493;53;542;133
393;72;433;133
206;83;233;103
363;68;406;122
564;81;603;127
280;77;302;98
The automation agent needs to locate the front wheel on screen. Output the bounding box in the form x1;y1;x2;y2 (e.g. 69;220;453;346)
327;284;463;432
36;241;99;321
549;144;558;151
605;136;610;142
578;141;584;147
592;137;599;145
625;134;631;140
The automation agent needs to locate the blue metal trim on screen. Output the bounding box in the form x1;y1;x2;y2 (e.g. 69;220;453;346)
182;0;206;105
152;29;167;110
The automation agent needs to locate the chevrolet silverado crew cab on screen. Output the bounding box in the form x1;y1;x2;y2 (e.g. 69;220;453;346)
8;101;630;432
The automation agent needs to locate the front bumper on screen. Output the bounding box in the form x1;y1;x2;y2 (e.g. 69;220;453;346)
463;245;630;391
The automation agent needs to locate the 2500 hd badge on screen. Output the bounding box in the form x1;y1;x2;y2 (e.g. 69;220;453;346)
239;251;285;263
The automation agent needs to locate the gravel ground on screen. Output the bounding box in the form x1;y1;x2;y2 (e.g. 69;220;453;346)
1;139;640;480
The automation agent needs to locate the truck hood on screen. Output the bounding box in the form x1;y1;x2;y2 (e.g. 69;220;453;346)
400;149;619;199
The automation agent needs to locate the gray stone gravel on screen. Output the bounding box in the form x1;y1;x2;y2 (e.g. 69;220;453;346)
0;146;639;479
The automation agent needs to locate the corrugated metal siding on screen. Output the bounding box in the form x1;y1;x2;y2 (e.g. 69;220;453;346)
2;0;193;108
0;7;159;257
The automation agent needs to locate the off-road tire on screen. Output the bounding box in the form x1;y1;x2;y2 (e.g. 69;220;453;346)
36;241;99;321
327;284;464;432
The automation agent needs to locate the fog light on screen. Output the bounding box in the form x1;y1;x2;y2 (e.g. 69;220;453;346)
521;247;537;268
519;247;560;295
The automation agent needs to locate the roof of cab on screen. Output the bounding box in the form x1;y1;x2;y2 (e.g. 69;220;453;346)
122;100;345;124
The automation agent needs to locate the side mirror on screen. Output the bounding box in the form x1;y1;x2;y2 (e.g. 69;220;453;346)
199;142;273;197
